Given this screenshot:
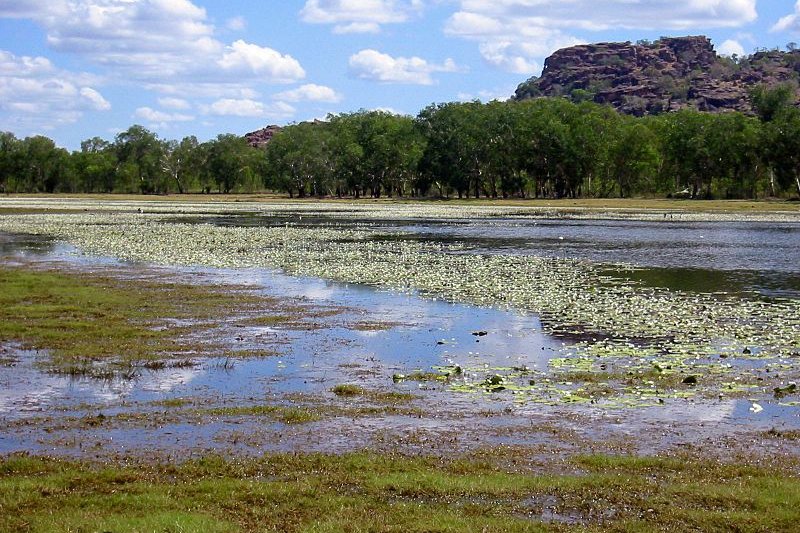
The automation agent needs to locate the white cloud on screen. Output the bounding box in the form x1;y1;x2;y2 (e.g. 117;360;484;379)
205;98;295;120
80;87;111;111
446;1;757;74
0;49;110;132
333;22;381;34
772;1;800;34
0;1;306;93
456;86;515;103
300;0;422;33
157;97;192;110
145;84;260;100
134;107;193;123
226;16;247;31
349;49;459;84
717;39;746;58
274;84;342;103
453;1;756;31
218;40;305;83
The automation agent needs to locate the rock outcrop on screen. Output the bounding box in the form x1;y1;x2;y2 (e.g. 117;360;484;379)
514;36;800;115
245;125;282;148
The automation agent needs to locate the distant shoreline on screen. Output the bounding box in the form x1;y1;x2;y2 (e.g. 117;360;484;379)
2;193;798;214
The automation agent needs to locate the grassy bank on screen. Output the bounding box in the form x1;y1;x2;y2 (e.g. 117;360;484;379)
0;266;300;376
0;451;797;532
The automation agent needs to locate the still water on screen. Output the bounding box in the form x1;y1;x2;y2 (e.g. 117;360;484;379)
1;211;799;455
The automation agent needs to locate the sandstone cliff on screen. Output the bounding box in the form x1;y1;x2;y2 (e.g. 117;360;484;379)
514;36;800;115
245;125;282;148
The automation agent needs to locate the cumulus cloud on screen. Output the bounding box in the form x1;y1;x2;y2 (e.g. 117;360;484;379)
772;1;800;34
218;40;305;83
300;0;422;33
717;39;746;58
0;1;306;88
274;84;342;103
205;98;296;119
0;49;110;132
349;49;459;84
446;1;757;74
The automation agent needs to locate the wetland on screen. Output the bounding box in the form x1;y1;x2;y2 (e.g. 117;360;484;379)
1;197;799;531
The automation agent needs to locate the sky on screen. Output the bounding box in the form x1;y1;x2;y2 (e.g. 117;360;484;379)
1;0;800;150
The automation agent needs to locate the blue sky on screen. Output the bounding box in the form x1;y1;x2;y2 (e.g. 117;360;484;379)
1;0;799;150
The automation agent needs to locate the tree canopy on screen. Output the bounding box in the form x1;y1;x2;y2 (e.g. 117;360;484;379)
1;94;799;199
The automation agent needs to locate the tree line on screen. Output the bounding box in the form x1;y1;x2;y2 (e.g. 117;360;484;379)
2;88;799;199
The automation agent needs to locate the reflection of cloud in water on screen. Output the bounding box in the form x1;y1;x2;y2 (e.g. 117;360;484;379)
355;330;382;338
0;347;203;415
0;374;132;414
298;281;338;301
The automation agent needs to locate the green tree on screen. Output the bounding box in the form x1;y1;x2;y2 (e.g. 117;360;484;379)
114;125;166;193
73;137;116;192
0;132;22;194
162;136;203;194
205;134;265;194
763;107;800;197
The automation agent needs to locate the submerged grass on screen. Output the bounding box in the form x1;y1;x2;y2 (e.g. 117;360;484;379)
0;452;797;532
0;266;290;374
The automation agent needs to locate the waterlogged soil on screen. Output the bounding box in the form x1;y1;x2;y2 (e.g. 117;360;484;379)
0;200;799;463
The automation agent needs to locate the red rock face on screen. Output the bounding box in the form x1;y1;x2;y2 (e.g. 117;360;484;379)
514;36;800;116
244;125;282;148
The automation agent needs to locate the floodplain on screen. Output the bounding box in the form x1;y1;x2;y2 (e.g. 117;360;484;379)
1;197;799;532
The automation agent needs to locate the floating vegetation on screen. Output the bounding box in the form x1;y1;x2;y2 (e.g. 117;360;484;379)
1;200;798;410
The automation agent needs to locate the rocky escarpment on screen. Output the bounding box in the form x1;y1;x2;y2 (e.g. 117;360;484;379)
245;125;282;148
514;36;800;115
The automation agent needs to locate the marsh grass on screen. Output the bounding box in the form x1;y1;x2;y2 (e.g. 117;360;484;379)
332;384;418;403
1;452;797;532
204;405;320;424
0;266;294;375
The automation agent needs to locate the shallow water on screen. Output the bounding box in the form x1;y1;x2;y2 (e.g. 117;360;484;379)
1;210;799;456
188;213;800;297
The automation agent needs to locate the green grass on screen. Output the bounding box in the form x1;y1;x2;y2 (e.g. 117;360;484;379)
0;452;797;532
204;405;320;424
332;384;417;403
0;266;293;375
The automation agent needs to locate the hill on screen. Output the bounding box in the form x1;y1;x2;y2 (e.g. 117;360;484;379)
513;36;800;115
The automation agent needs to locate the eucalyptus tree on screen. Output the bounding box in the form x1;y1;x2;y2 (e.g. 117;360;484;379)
0;132;22;193
73;137;116;192
326;114;364;197
511;99;573;198
162;136;203;194
15;136;70;193
763;106;800;197
114;125;166;193
606;119;661;197
204;134;265;194
704;113;763;198
417;101;486;198
265;122;332;197
347;110;424;198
